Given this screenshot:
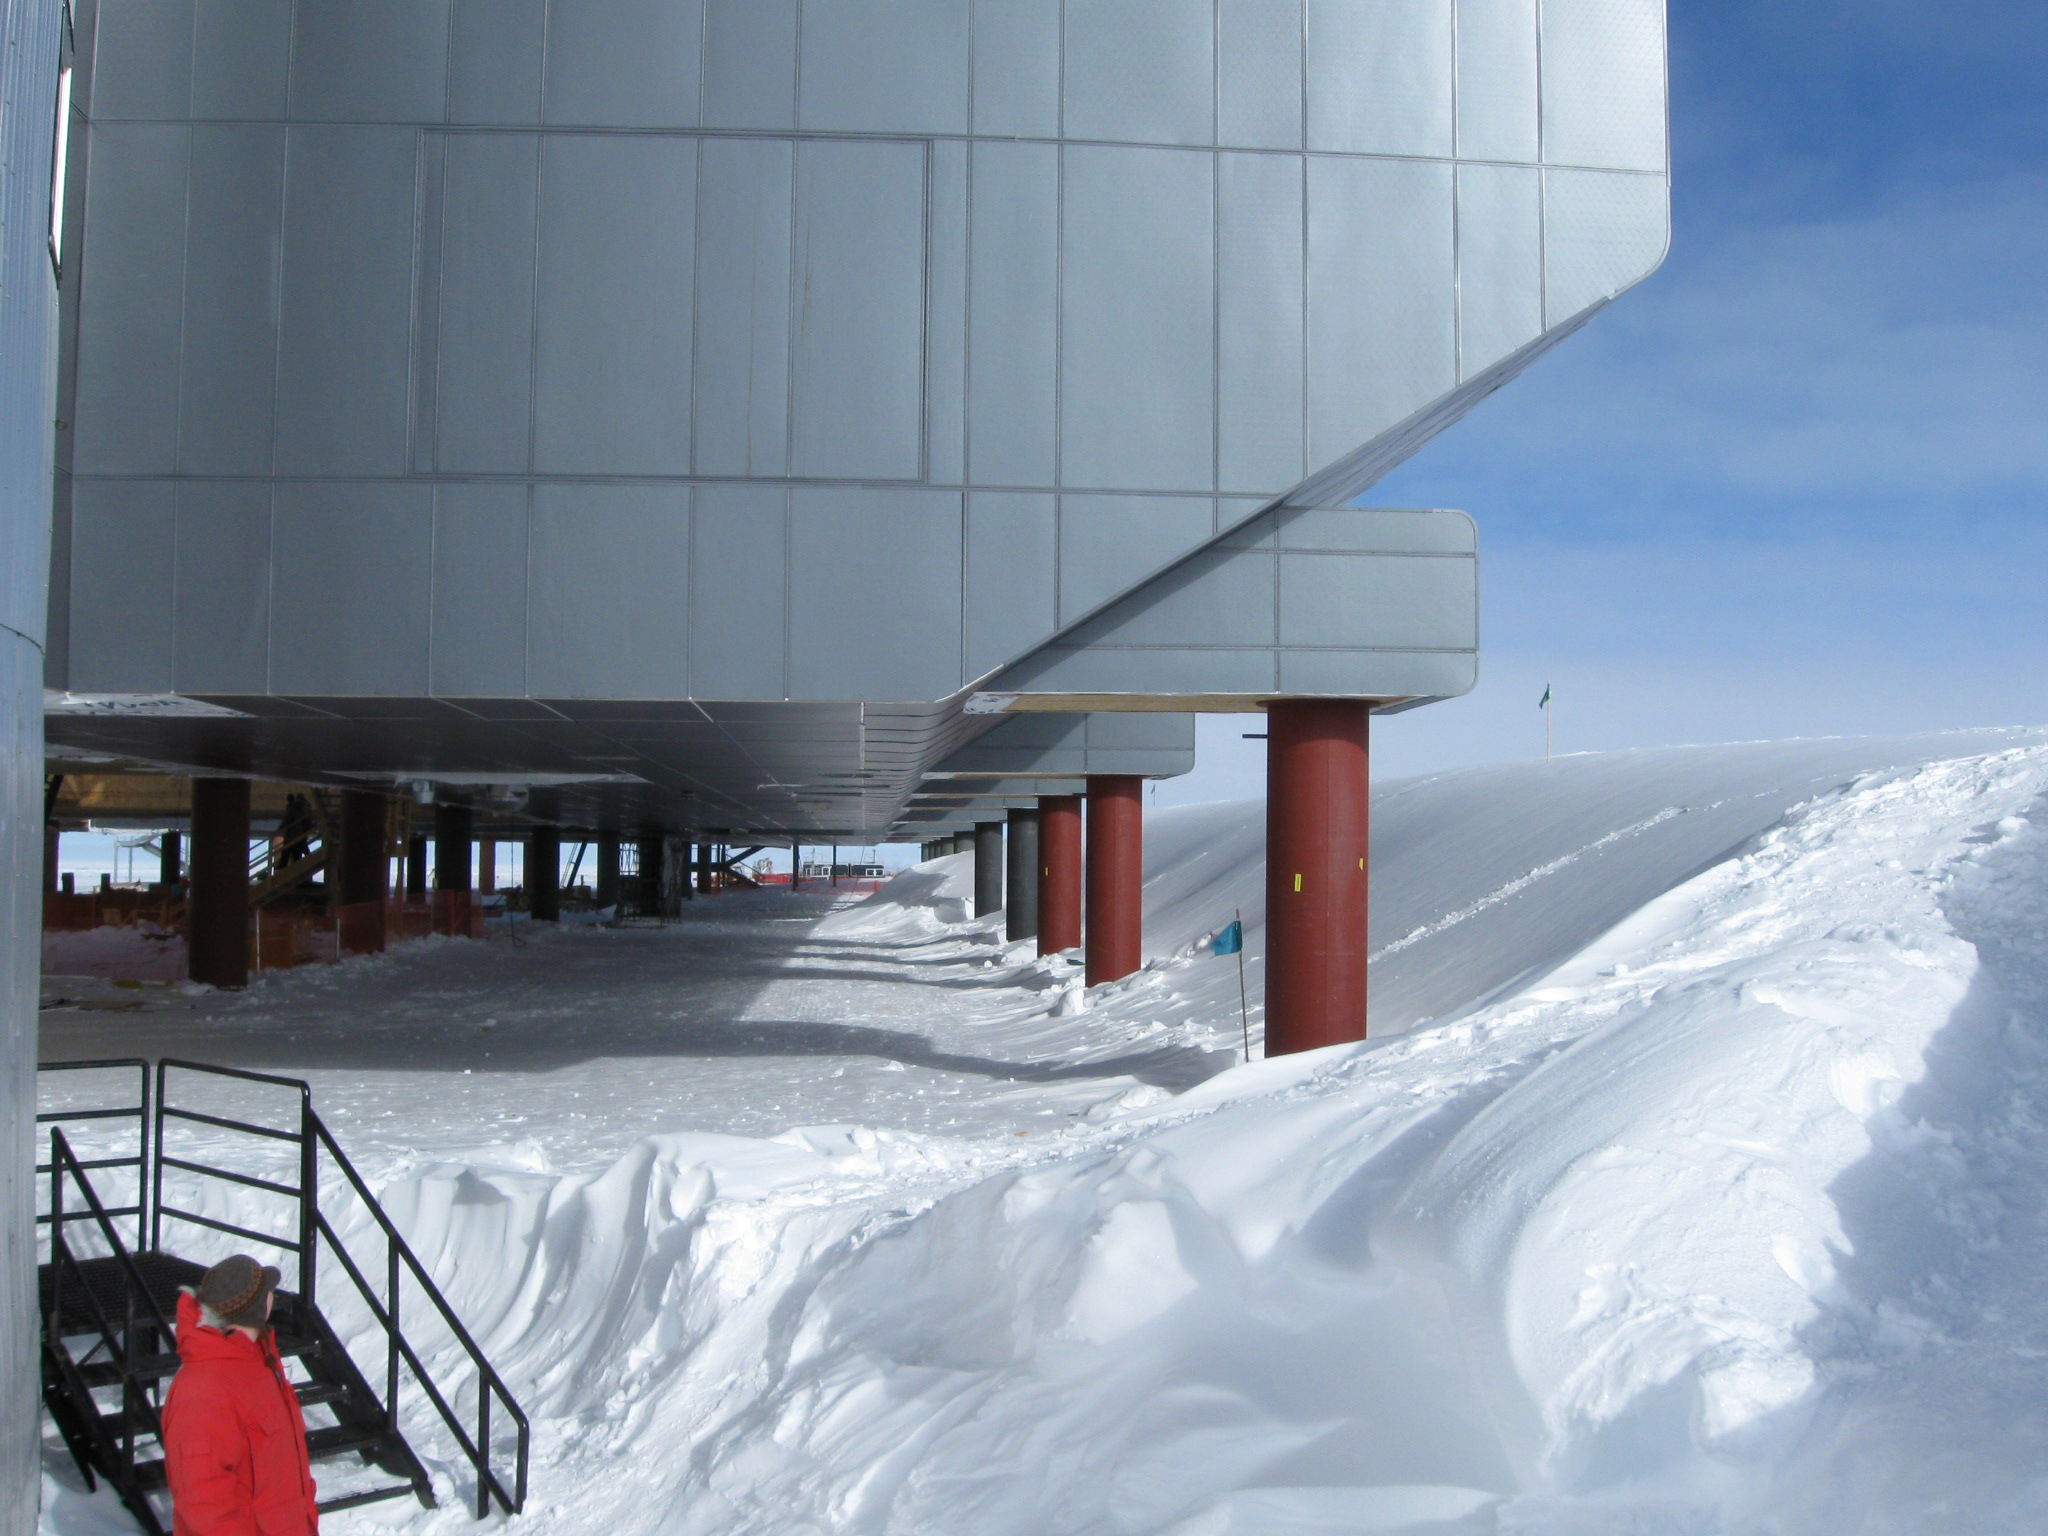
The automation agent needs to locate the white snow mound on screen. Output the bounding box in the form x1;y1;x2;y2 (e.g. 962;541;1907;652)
43;733;2048;1535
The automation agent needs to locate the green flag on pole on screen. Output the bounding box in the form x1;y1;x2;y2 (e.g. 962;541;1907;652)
1538;683;1551;709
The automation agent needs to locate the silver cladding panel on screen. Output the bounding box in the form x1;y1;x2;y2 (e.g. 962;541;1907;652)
50;0;1665;834
2;0;61;1525
58;0;1668;707
988;508;1478;707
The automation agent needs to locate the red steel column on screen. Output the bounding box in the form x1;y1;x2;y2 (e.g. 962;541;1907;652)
1084;775;1143;985
335;790;388;955
188;778;251;988
1264;700;1371;1054
1038;795;1083;956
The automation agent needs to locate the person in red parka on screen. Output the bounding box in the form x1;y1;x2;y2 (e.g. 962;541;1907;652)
160;1254;320;1535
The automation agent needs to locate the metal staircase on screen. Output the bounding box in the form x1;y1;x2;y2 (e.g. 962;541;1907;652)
37;1060;528;1533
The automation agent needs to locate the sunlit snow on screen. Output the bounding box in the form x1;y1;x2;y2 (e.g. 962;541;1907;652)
38;726;2048;1535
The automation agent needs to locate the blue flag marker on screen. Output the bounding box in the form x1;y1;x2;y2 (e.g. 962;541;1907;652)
1211;919;1243;956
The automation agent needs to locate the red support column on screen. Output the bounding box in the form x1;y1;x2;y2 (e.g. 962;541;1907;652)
335;790;388;955
1264;700;1371;1055
189;778;251;988
433;802;474;936
1038;795;1083;956
1085;775;1143;985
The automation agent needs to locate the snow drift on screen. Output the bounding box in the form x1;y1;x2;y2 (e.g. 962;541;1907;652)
42;729;2048;1535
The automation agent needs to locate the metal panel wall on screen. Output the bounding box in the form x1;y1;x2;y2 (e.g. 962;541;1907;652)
693;137;794;479
430;483;529;697
534;135;697;475
528;484;691;696
270;483;433;694
1060;145;1214;492
545;0;702;127
179;125;283;474
429;132;539;473
54;0;1669;726
69;123;183;473
790;139;927;480
800;0;969;135
69;481;175;689
1064;0;1214;147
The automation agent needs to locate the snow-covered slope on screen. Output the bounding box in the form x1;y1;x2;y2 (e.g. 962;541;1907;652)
40;730;2048;1535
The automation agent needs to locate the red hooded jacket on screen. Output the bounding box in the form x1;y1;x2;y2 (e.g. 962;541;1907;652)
160;1290;320;1535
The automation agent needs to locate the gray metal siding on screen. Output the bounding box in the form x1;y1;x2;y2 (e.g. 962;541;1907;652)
789;139;927;480
430;483;529;697
55;0;1669;710
534;134;697;475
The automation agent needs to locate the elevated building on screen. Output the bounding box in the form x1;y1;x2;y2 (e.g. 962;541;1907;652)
4;8;1664;1513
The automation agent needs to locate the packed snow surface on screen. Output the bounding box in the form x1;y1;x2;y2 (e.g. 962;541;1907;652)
38;728;2048;1534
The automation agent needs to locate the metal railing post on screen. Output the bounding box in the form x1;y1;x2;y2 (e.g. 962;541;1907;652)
387;1240;400;1435
150;1060;167;1254
477;1391;490;1519
298;1088;317;1312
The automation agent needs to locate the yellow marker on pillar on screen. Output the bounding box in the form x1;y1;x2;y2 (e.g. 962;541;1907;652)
1293;873;1302;892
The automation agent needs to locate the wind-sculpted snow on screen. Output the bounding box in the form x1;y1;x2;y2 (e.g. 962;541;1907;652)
39;732;2048;1534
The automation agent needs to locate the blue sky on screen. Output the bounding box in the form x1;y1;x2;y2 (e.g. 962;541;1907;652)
1173;0;2048;800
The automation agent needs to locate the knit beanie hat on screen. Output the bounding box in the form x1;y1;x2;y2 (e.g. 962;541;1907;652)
197;1254;280;1329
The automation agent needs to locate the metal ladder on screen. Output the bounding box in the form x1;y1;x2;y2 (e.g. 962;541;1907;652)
37;1059;529;1533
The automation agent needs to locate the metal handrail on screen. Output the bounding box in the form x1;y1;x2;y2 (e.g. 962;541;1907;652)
309;1112;529;1516
144;1059;528;1517
37;1059;151;1253
45;1127;178;1502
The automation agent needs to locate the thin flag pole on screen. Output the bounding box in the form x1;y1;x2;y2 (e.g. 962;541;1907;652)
1540;682;1554;764
1235;907;1251;1062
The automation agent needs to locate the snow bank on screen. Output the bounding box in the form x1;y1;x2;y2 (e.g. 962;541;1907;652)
45;731;2048;1534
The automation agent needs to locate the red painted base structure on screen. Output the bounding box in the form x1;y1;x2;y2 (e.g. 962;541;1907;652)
1038;795;1083;955
1085;776;1143;985
1264;700;1370;1054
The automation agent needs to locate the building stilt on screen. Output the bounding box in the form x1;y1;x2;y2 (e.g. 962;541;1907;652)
1084;776;1143;984
1005;809;1040;944
1263;700;1370;1055
433;802;474;936
335;790;388;955
973;821;1004;918
1038;795;1082;956
637;835;663;916
188;778;250;988
528;827;561;921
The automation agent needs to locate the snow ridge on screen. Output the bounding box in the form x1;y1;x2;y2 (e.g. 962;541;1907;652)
42;736;2048;1535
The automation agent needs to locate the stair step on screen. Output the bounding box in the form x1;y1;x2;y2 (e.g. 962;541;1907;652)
306;1425;391;1463
293;1380;349;1406
317;1483;420;1514
76;1353;179;1387
95;1408;162;1436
